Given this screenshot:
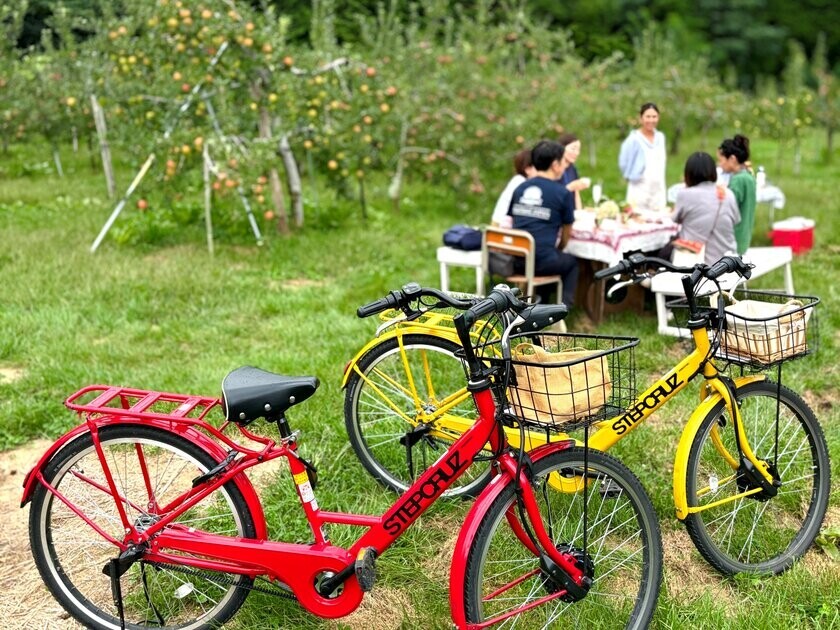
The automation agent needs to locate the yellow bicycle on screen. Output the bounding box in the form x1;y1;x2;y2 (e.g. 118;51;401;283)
344;255;830;575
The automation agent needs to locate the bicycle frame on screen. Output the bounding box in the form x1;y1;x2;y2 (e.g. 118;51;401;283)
23;383;581;624
345;310;775;519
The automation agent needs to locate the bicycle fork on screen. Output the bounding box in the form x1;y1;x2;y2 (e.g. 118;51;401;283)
672;373;776;520
498;451;592;601
706;375;780;499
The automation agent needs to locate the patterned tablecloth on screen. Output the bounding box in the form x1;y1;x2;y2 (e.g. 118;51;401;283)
565;214;679;265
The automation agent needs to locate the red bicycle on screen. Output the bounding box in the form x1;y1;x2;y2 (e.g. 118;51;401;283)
22;285;662;629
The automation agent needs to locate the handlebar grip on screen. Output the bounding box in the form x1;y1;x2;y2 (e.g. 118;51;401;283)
706;255;750;281
467;291;510;322
594;259;631;281
357;294;398;318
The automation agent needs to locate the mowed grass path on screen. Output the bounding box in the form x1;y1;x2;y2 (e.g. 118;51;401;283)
1;135;838;628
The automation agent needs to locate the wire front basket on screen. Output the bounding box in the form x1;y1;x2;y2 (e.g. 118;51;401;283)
667;289;819;369
482;332;639;430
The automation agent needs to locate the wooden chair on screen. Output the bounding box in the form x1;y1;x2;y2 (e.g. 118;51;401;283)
481;226;563;302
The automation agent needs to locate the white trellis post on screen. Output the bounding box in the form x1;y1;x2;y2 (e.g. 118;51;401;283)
90;43;229;253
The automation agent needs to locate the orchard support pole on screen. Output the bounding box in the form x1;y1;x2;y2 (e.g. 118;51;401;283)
204;97;263;246
90;42;229;253
91;94;116;198
202;144;215;256
89;153;155;253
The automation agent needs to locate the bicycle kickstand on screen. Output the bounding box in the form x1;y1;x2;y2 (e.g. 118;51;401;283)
106;558;126;630
103;544;144;630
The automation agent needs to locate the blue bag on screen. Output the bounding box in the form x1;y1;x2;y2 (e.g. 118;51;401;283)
442;225;481;251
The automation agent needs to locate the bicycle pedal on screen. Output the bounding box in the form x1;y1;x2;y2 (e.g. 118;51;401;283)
354;547;377;592
599;478;622;499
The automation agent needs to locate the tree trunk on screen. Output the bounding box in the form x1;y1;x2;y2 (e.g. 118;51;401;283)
827;127;834;161
72;126;78;153
388;120;410;212
258;107;289;235
669;124;682;156
358;174;367;220
90;95;116;198
278;133;303;228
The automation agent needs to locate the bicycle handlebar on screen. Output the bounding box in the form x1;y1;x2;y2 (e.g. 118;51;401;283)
593;253;753;284
356;283;478;318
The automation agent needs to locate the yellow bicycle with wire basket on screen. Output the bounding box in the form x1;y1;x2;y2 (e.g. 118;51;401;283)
345;255;830;575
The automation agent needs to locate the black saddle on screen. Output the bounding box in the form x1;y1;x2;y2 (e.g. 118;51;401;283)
221;366;319;425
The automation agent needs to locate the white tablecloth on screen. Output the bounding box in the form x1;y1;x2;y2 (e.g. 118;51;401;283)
667;182;786;209
565;216;679;265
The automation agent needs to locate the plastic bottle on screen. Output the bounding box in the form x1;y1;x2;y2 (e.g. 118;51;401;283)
756;166;766;190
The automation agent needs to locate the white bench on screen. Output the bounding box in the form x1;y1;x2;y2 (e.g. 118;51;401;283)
436;246;484;296
650;246;794;336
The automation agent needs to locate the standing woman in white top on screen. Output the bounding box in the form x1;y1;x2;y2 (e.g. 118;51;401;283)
618;102;667;212
491;148;535;228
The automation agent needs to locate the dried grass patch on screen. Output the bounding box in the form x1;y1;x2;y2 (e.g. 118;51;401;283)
661;528;737;614
331;586;415;630
0;366;25;383
1;439;84;628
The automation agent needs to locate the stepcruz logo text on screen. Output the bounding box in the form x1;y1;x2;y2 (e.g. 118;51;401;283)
384;451;467;536
612;373;684;435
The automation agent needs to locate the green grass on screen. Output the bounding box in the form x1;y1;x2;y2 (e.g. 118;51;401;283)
1;132;838;629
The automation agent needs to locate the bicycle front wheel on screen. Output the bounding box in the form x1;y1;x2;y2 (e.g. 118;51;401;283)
685;380;830;575
344;334;491;498
463;447;662;629
29;425;259;630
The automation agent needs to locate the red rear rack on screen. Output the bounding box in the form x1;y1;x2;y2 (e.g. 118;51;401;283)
65;385;221;422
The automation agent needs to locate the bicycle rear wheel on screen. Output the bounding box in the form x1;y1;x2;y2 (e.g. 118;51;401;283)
29;425;258;630
344;334;492;498
463;447;662;629
684;380;830;575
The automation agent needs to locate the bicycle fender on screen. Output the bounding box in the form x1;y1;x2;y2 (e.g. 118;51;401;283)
672;374;765;520
449;440;574;629
21;423;90;507
20;417;268;539
341;327;462;389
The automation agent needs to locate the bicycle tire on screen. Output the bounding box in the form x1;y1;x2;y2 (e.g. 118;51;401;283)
29;425;259;630
463;447;662;629
684;380;830;575
344;334;492;499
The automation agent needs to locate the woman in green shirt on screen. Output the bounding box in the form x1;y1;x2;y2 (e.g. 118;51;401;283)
718;134;756;253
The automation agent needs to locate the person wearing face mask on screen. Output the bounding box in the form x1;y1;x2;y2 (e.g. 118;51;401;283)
618;102;667;212
556;131;591;209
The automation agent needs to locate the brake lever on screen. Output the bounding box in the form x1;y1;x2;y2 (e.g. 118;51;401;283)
606;278;637;300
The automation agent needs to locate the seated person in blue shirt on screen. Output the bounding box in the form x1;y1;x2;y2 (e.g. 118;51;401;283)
508;140;578;307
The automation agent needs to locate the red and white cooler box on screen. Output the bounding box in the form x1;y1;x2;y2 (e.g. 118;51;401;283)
771;217;814;254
